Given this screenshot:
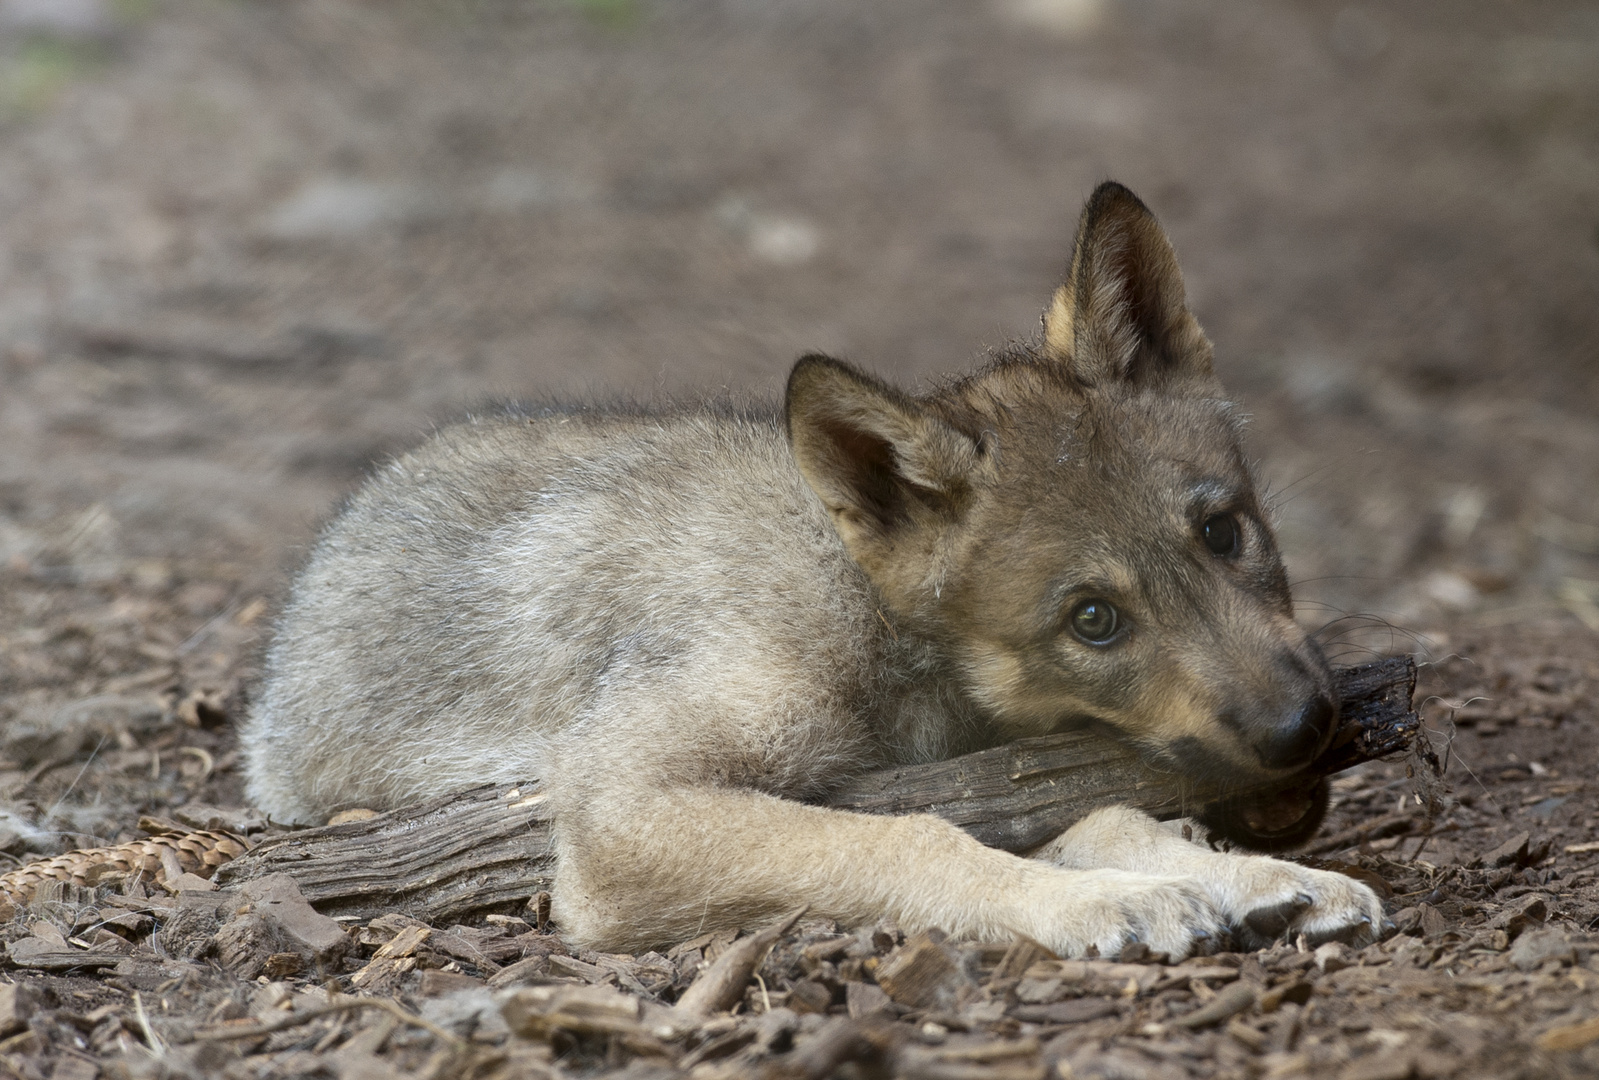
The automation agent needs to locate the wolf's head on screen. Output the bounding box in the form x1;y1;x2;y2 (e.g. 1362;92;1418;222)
785;182;1334;786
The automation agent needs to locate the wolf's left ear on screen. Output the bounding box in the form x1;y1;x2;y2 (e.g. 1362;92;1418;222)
1042;182;1215;387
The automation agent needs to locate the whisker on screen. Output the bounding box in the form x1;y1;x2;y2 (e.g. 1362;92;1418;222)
1264;448;1383;510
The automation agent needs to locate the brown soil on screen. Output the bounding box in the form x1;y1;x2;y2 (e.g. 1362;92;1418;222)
0;2;1596;1078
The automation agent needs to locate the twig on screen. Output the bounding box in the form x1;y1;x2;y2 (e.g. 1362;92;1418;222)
133;991;165;1056
1299;811;1416;856
193;995;466;1048
676;905;809;1019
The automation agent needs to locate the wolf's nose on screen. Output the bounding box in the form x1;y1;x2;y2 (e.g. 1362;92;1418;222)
1259;693;1335;769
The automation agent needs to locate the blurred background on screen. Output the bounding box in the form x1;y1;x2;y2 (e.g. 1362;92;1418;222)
0;0;1595;655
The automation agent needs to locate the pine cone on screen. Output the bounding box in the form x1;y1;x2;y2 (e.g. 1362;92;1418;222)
0;830;252;905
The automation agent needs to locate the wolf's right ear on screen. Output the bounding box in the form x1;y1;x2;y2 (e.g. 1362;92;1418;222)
1042;182;1215;388
786;355;982;575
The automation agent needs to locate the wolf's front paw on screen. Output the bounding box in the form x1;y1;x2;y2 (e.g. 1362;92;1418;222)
1212;860;1387;950
1027;869;1226;960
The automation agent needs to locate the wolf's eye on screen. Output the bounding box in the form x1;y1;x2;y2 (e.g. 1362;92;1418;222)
1202;513;1239;557
1070;599;1120;644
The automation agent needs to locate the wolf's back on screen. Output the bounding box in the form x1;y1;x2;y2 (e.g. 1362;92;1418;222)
241;405;886;824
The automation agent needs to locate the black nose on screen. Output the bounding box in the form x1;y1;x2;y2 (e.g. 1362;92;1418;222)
1258;693;1335;770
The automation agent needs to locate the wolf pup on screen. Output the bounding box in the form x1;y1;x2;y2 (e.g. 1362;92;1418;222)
243;182;1383;958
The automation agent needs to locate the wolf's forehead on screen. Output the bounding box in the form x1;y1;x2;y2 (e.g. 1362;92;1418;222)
1027;391;1242;462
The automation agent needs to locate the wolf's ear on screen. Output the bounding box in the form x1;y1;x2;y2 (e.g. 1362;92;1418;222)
786;355;982;572
1042;182;1214;387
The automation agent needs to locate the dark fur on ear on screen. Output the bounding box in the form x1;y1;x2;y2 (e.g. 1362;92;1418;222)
784;354;984;590
1043;182;1215;388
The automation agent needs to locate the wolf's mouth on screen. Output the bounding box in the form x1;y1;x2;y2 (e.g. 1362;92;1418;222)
1197;775;1330;853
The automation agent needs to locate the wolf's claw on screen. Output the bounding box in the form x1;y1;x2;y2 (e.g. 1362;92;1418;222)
1238;892;1314;946
1302;914;1377;949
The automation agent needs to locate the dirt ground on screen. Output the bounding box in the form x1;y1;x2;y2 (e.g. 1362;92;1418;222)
0;0;1597;1077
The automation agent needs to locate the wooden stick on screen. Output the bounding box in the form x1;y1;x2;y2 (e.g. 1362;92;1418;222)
217;658;1420;923
674;905;809;1019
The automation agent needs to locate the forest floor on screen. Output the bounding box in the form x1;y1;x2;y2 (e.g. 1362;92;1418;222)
0;1;1597;1077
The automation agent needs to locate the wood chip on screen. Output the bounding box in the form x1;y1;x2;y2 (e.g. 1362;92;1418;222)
1538;1016;1599;1053
418;970;484;997
1174;981;1257;1029
547;954;608;983
875;931;968;1011
1011;999;1120;1025
349;956;416;991
371;925;431;961
0;984;25;1037
990;934;1056;982
1482;831;1531;868
500;984;649;1041
846;981;892;1020
1259;981;1314;1012
675;906;808;1019
5;939;121;972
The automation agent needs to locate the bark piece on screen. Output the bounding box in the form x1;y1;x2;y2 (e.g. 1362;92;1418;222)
784;980;833;1016
4;939;121;972
240;875;351;959
349;957;417;993
1259;981;1313;1012
1483;831;1532;868
1538;1017;1599;1053
419;970;485;997
213;875;351;979
500;983;647;1041
874;931;970;1011
1028;959;1164;996
1490;895;1547;940
990;935;1057;983
1341;1049;1417;1080
218;785;557;921
675;906;808;1019
1509;928;1574;972
0;983;27;1038
1010;999;1119;1024
1313;942;1351;974
372;924;431;960
486;956;550;989
162;873;218;894
1173;981;1257;1029
776;1015;905;1080
845;981;892;1020
1417;903;1447;940
350;923;431;991
1300;813;1415;857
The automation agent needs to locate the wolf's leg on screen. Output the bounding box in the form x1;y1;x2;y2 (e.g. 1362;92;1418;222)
550;786;1225;958
1030;806;1386;948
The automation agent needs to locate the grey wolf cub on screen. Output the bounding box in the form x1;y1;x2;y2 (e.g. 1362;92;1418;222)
243;182;1384;958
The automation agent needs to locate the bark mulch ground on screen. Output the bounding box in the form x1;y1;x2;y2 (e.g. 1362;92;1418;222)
1;581;1597;1079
